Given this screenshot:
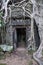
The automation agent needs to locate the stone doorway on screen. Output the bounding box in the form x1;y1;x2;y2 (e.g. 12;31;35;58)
16;28;26;48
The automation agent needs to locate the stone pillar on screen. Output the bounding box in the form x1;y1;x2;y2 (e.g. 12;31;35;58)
13;27;17;49
13;28;17;43
27;17;36;50
31;17;36;50
6;25;13;45
10;25;13;45
26;26;31;47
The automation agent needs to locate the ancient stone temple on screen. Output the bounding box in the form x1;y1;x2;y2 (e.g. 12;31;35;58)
5;0;32;49
0;0;43;64
6;4;31;48
5;0;40;50
0;0;40;50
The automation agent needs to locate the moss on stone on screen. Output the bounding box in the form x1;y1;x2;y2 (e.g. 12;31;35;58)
0;63;6;65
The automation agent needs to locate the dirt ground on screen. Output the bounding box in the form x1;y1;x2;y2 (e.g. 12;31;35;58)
0;48;38;65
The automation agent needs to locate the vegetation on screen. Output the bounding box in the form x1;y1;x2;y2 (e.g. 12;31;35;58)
0;11;6;44
0;63;6;65
0;12;4;27
0;47;5;60
42;50;43;56
28;49;35;55
0;47;3;52
0;55;5;60
28;60;33;65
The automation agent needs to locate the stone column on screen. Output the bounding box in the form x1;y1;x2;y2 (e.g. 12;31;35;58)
13;27;17;49
10;25;13;45
26;26;31;47
31;17;36;50
27;17;36;50
6;25;13;45
13;28;17;43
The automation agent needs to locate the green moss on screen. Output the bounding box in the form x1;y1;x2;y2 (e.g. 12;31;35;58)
0;47;3;52
0;63;6;65
0;47;5;60
42;50;43;56
0;54;5;60
28;49;35;55
28;60;33;65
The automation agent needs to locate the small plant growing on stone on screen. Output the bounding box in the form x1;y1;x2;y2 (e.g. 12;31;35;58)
28;49;35;55
0;47;3;52
29;60;33;65
0;63;6;65
0;47;5;60
42;49;43;56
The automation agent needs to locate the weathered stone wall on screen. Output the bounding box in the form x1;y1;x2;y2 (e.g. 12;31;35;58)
33;0;43;58
6;19;31;48
26;25;31;47
6;25;13;45
34;4;43;45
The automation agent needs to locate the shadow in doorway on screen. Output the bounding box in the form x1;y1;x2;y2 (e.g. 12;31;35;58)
16;28;26;48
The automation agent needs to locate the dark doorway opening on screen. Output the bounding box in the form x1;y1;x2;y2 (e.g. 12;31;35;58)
16;28;26;48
